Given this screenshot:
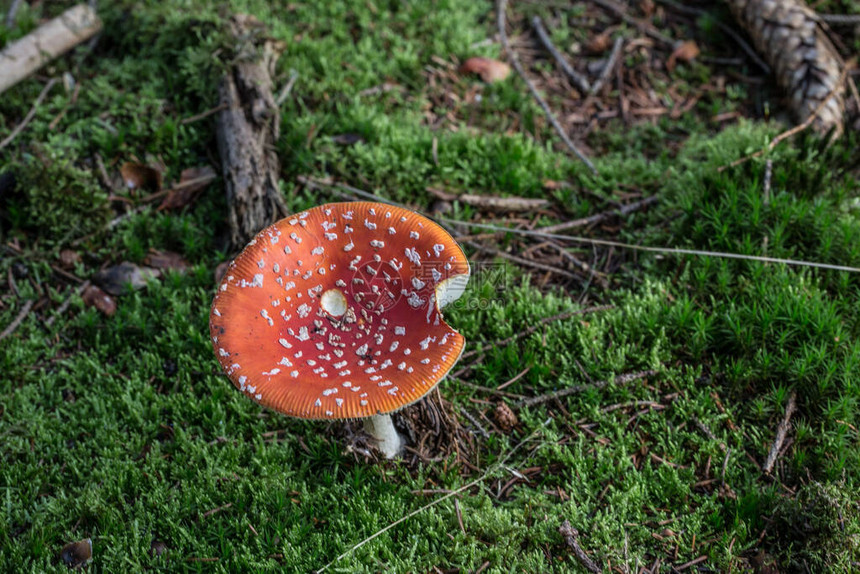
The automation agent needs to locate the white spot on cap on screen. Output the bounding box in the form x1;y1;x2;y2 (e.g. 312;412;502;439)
412;277;426;290
364;219;377;230
370;239;384;248
405;248;420;265
263;368;281;376
433;243;445;256
410;231;419;240
388;227;396;235
284;245;292;255
311;246;324;256
322;388;338;396
213;308;221;317
344;241;355;252
389;341;399;352
394;326;406;335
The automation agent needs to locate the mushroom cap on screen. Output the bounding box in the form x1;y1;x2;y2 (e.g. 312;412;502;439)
209;202;470;419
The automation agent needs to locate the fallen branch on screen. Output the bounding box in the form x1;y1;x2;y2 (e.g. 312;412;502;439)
0;4;101;95
763;391;797;475
558;520;602;574
530;16;591;93
517;369;658;409
497;0;597;174
427;187;550;212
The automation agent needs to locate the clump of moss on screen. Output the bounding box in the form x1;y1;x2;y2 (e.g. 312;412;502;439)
4;149;110;246
766;481;860;573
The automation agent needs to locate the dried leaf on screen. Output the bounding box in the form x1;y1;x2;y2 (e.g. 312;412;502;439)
666;40;700;72
82;285;117;316
585;33;612;53
157;165;217;211
120;162;162;192
93;262;160;295
58;249;81;268
143;250;190;273
459;57;511;83
59;538;92;569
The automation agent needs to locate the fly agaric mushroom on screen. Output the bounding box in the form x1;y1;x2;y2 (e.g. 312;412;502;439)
210;202;470;458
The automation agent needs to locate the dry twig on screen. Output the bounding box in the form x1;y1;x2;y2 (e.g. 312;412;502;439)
530;16;591;93
497;0;596;173
589;37;624;96
763;391;797;475
0;299;34;342
517;369;658;408
558;520;602;573
0;79;58;150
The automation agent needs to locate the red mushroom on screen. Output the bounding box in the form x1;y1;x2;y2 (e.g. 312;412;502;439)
210;202;470;457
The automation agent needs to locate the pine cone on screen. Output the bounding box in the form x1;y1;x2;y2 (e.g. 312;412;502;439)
727;0;846;137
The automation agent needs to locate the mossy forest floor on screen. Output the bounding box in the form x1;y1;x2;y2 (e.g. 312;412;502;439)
2;0;860;572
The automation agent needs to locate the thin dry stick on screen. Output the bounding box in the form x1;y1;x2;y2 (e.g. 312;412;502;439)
720;62;853;172
467;241;579;280
817;13;860;25
180;103;228;125
559;520;602;573
589;37;624;96
538;195;657;234
0;299;34;342
763;391;797;474
5;0;23;29
45;281;91;327
591;0;675;46
0;78;58;150
276;70;299;106
461;305;613;360
653;0;770;73
518;369;658;408
298;175;860;275
315;419;552;573
497;0;597;173
530;16;591;93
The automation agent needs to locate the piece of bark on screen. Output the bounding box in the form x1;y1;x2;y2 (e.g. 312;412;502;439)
726;0;846;138
0;4;102;95
215;14;288;248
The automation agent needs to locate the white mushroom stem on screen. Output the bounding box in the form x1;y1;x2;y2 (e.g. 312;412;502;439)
363;414;403;459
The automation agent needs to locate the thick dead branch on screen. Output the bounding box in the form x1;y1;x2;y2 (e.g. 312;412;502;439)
216;15;289;248
0;4;101;95
727;0;846;137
